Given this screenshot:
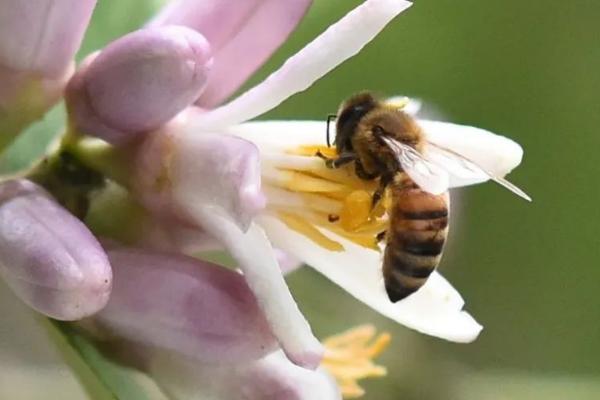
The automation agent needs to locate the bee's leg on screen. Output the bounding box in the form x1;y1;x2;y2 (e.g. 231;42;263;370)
315;151;356;169
371;175;391;210
371;186;384;210
354;160;379;180
376;230;387;243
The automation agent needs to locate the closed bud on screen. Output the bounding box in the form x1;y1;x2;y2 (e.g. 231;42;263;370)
0;0;96;145
66;26;213;144
91;246;277;363
0;179;112;320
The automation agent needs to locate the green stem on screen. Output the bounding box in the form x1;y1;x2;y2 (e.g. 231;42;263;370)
23;130;132;219
67;138;132;189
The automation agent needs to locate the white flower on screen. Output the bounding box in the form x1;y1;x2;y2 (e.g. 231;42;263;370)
134;0;418;368
131;0;524;368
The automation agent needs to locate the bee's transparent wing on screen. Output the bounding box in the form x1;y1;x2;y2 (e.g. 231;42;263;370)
426;143;532;201
381;136;531;201
419;120;524;187
380;136;449;195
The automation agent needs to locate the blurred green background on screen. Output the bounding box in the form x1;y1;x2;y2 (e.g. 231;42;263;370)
1;0;600;399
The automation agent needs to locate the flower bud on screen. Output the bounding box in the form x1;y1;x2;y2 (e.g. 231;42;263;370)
148;349;341;400
0;179;112;320
149;0;312;106
92;246;278;364
0;0;96;144
66;26;213;144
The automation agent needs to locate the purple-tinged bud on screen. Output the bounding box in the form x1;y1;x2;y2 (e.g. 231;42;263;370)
0;0;96;77
149;0;312;107
0;0;96;146
66;26;213;145
148;349;340;400
0;179;112;320
91;246;278;364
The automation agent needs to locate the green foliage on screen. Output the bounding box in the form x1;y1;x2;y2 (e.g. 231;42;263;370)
45;320;153;400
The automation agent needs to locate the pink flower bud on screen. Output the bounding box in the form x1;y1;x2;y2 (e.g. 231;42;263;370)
92;246;278;364
0;179;112;320
0;0;95;77
66;26;213;144
150;0;312;107
149;349;340;400
0;0;96;143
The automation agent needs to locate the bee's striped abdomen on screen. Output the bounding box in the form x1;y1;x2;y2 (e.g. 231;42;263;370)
383;176;449;302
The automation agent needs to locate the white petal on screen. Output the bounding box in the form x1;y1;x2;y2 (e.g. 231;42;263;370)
419;120;524;186
192;206;323;368
227;120;328;150
190;0;413;129
258;215;482;343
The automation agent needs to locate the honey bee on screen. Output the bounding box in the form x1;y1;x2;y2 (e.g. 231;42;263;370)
318;92;529;302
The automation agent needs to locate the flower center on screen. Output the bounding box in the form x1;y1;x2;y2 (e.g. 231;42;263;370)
263;144;389;251
321;325;391;398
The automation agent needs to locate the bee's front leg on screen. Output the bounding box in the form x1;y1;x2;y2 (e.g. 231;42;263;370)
371;175;391;210
315;151;356;169
354;160;379;180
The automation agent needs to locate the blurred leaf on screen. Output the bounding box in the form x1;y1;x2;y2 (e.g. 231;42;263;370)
79;0;167;56
0;103;65;173
45;319;154;400
458;370;600;400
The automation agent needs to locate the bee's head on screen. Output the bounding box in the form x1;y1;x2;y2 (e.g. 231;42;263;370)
334;92;378;152
363;109;424;150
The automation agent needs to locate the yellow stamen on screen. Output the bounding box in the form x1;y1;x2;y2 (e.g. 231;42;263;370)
290;145;338;158
322;325;392;399
270;143;391;252
278;211;344;252
278;170;348;193
278;209;385;250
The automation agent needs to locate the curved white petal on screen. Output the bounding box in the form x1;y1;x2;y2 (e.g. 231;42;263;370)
227;120;328;150
190;0;413;129
258;215;482;343
192;206;323;369
419;120;524;186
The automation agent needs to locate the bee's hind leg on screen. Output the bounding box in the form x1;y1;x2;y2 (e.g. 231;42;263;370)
315;151;356;169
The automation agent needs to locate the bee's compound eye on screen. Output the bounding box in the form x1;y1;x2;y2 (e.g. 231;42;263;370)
372;125;385;136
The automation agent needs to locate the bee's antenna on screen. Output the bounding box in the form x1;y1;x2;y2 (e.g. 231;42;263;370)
326;114;336;147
